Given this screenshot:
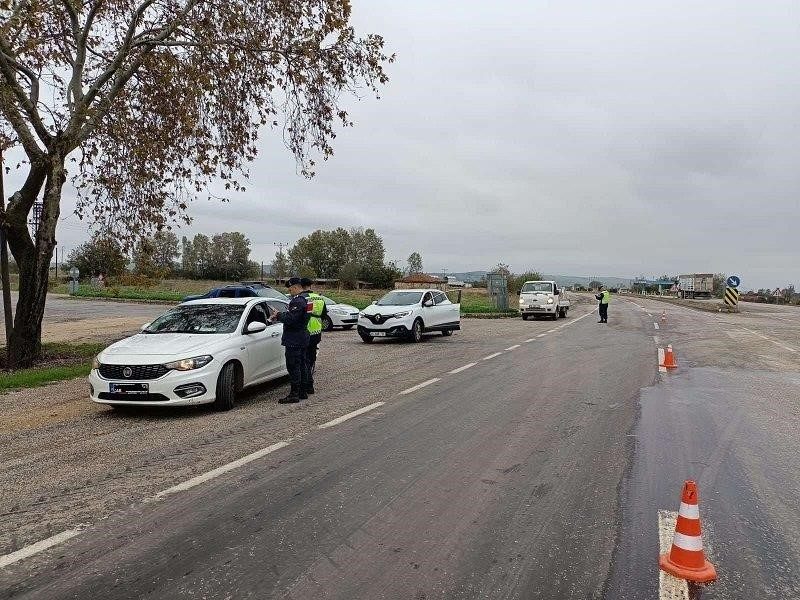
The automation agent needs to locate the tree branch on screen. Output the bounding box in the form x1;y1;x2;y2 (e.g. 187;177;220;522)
0;38;51;144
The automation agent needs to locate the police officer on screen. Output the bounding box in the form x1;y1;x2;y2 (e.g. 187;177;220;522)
268;277;310;403
596;285;611;323
299;277;326;395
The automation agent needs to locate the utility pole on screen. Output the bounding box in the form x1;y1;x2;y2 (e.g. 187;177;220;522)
273;241;288;281
0;148;13;345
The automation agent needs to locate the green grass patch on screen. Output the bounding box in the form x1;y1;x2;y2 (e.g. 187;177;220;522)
0;341;105;392
70;285;184;302
0;363;91;392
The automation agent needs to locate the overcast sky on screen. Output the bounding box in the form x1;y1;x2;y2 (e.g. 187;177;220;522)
10;0;800;290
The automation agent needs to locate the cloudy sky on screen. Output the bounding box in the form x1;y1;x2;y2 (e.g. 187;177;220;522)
11;0;800;289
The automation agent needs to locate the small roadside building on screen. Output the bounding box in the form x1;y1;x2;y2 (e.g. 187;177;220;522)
394;274;447;290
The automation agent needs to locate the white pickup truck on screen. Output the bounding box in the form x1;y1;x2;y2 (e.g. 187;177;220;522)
518;280;570;320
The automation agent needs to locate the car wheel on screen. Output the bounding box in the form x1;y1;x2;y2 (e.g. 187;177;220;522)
441;329;453;337
410;319;424;343
213;362;236;411
343;324;355;330
552;310;559;320
322;316;334;332
360;334;374;343
522;314;529;321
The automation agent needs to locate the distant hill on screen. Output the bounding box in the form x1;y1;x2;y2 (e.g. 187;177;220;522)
431;271;632;288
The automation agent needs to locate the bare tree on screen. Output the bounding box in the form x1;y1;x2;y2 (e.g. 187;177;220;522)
0;0;392;367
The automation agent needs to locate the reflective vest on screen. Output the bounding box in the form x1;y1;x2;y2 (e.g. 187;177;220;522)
305;292;325;335
601;291;611;304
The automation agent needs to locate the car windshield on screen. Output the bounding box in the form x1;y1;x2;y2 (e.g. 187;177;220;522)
256;288;289;300
144;304;244;334
377;291;424;306
322;296;337;305
522;282;553;293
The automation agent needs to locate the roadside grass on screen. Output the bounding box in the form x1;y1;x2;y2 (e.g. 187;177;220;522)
0;342;105;392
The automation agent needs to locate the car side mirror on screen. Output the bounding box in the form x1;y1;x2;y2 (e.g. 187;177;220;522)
245;321;267;334
372;301;378;305
554;289;560;295
141;322;151;331
423;300;433;307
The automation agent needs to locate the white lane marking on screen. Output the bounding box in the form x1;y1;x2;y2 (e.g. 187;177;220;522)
547;329;558;333
523;338;536;343
654;322;660;330
505;344;521;351
155;441;291;498
482;352;503;361
653;335;661;345
647;313;653;317
0;528;84;568
399;378;441;395
658;348;666;373
658;510;690;600
449;362;477;374
537;333;547;338
318;402;385;429
737;326;797;353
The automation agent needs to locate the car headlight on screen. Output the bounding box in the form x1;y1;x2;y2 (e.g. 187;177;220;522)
518;298;525;304
92;355;101;370
164;355;214;371
359;312;366;318
547;298;554;304
394;311;412;318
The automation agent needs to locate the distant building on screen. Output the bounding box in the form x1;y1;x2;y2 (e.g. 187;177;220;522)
395;273;447;290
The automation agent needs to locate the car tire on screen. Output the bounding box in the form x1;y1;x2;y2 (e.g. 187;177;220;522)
213;362;236;411
360;334;374;343
441;329;453;337
552;310;559;320
522;314;529;321
410;319;424;343
343;324;355;330
322;316;334;332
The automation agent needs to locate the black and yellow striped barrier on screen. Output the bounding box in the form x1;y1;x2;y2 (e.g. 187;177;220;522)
723;287;739;308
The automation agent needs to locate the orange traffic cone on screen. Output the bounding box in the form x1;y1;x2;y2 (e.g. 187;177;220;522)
660;480;717;583
662;345;678;370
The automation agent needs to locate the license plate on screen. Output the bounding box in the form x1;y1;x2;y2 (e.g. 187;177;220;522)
110;382;149;394
370;332;387;337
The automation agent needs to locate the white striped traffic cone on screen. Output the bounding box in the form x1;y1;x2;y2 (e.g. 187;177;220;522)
659;480;717;583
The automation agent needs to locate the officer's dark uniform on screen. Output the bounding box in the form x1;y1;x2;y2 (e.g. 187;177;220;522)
299;278;326;395
273;278;310;402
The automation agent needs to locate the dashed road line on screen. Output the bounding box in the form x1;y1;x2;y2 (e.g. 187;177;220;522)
449;362;477;374
537;333;547;338
654;322;660;330
658;347;667;373
505;344;521;351
523;338;536;343
155;441;292;498
482;352;503;361
399;378;441;395
318;402;385;429
0;528;84;569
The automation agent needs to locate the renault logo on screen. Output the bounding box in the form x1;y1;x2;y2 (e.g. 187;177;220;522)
123;367;133;378
375;314;382;322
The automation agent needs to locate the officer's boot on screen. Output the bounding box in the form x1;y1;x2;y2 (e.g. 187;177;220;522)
278;387;300;404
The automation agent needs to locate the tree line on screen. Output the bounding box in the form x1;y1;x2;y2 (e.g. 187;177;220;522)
62;231;260;281
273;227;404;288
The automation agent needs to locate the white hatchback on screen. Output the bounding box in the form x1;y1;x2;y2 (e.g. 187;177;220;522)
89;297;289;411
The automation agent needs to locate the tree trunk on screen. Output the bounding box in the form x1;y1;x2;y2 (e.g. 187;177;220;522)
5;155;62;369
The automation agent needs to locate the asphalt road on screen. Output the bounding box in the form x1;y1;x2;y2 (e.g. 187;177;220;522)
2;296;799;598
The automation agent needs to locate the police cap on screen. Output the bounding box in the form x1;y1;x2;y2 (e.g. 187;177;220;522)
300;277;313;287
286;277;302;287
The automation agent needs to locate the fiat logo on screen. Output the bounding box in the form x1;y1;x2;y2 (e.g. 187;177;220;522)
123;367;133;378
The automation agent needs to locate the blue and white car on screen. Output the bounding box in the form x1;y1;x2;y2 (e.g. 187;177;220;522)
89;297;289;411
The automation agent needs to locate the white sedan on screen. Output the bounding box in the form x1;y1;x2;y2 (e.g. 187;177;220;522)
320;296;360;331
89;297;289;411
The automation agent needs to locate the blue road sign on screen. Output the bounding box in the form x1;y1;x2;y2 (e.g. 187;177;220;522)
726;275;741;288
